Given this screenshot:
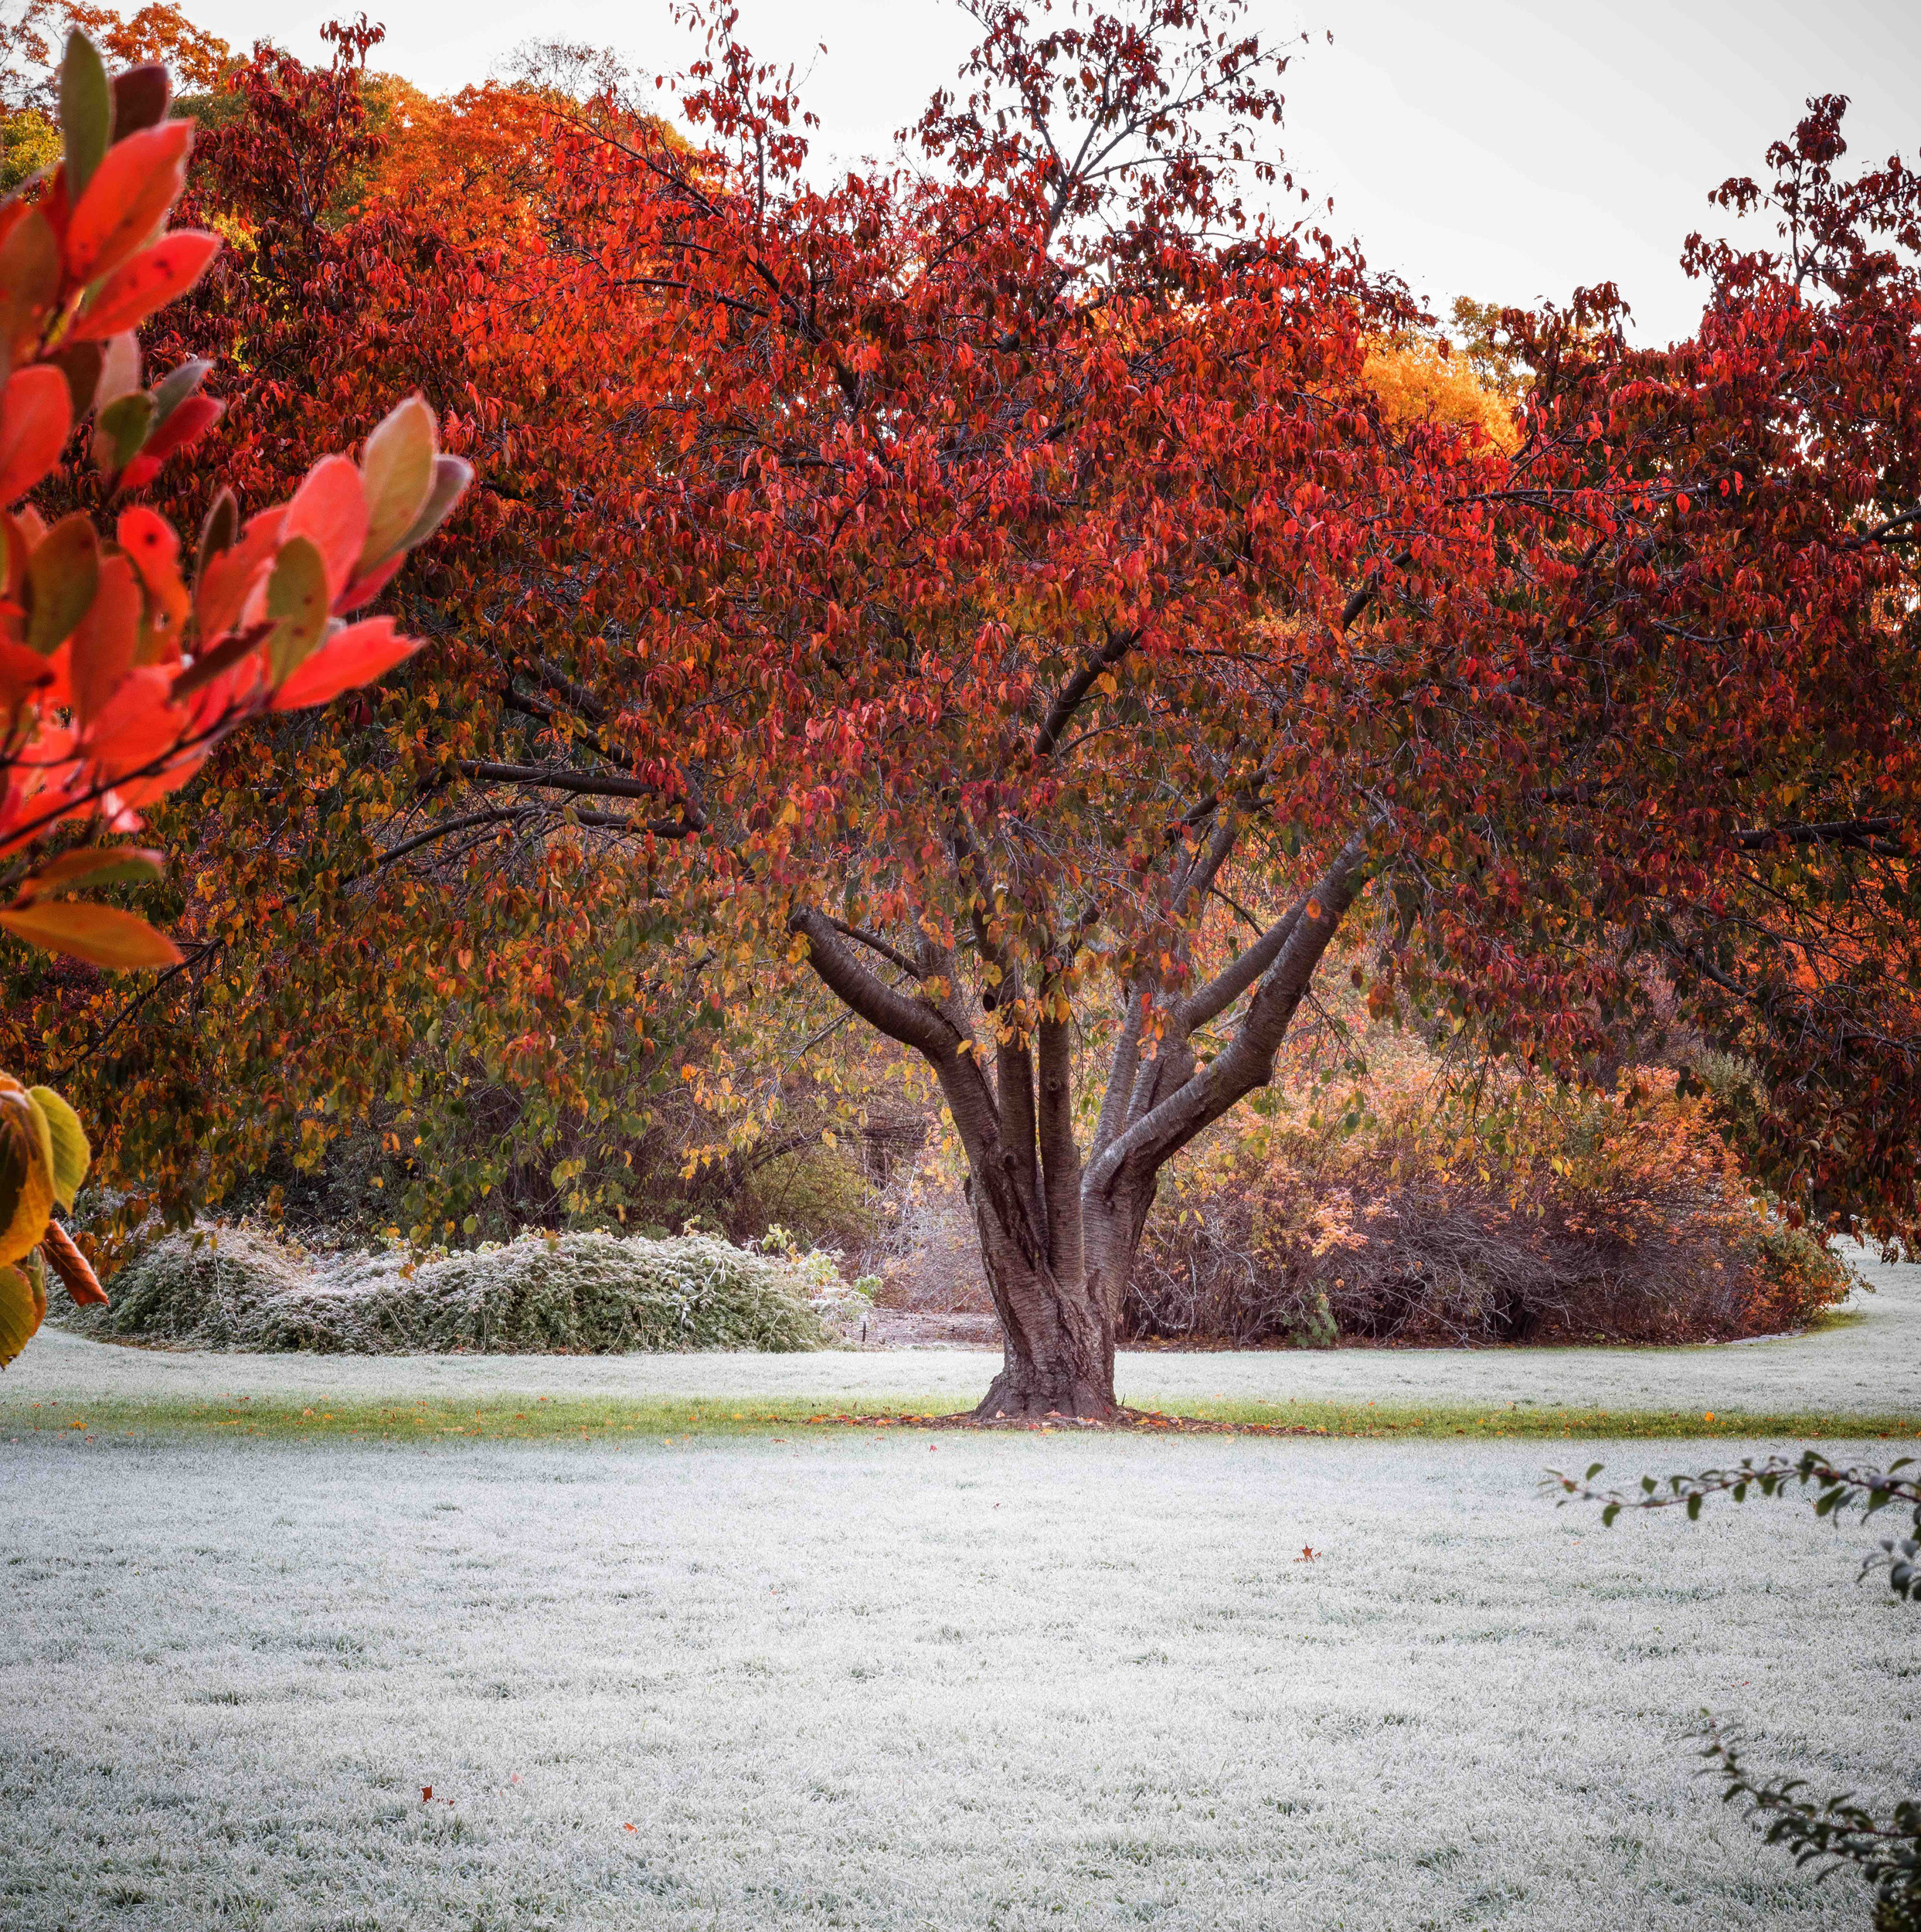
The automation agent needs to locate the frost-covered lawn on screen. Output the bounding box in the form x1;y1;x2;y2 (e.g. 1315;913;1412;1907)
3;1251;1916;1929
3;1427;1916;1932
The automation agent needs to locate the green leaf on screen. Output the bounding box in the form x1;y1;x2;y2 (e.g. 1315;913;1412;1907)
59;30;113;206
357;394;437;567
95;389;154;473
26;1087;89;1210
393;455;472;553
196;488;238;580
150;356;210;430
0;210;62;369
26;512;99;655
266;536;329;683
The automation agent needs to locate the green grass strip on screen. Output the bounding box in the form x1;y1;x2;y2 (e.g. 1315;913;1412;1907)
1;1392;1915;1444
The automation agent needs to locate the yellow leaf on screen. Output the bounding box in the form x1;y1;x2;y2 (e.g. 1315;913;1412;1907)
26;1086;88;1210
0;1255;46;1367
0;1077;54;1269
0;900;183;970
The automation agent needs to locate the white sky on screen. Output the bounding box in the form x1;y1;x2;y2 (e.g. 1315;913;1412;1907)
187;0;1921;345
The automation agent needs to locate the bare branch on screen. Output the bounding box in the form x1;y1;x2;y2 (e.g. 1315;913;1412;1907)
454;760;707;834
828;918;923;979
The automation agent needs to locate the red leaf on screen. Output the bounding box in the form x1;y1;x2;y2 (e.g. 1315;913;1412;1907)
335;549;404;614
62;120;194;287
0;367;73;505
119;394;223;493
282;455;368;597
73;230;219;340
70;553;141;730
270;617;420;710
193;508;283;640
81;665;187;781
116;505;189;655
0;641;54;715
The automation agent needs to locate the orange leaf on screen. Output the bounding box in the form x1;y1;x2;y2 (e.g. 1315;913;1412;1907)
62;120;194;287
270;617;420;710
73;230;219;340
15;844;163;898
0;366;73;505
41;1218;108;1306
0;900;182;969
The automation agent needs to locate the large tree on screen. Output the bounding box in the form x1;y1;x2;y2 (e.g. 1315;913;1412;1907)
407;3;1921;1422
420;3;1921;1421
26;4;1921;1418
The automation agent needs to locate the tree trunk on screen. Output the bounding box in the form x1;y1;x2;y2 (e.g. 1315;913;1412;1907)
965;1170;1161;1421
787;834;1373;1427
968;1181;1119;1421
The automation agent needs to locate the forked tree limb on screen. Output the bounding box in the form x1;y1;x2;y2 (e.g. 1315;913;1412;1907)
1085;828;1371;1194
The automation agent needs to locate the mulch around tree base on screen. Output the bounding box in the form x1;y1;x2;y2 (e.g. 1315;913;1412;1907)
803;1408;1334;1435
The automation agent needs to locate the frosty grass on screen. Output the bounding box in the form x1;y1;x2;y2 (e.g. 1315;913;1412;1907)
1;1250;1915;1930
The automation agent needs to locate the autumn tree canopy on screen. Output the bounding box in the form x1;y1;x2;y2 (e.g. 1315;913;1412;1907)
9;2;1921;1420
408;3;1921;1419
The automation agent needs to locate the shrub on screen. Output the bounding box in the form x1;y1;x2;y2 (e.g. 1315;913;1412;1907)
1129;1036;1851;1347
56;1225;835;1353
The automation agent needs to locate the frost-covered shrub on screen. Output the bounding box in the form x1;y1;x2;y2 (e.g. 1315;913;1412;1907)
56;1227;835;1354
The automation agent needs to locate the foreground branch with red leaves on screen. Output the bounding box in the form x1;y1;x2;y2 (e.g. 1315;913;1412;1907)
0;28;467;1364
412;3;1921;1420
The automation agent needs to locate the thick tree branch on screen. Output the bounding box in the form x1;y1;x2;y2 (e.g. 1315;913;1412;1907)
1034;627;1137;755
454;760;707;834
1091;986;1149;1163
1731;817;1905;854
1086;830;1371;1195
1339;549;1413;631
1177;900;1304;1032
790;909;959;1060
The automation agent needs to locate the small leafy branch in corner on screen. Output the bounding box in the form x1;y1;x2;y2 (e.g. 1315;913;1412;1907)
1698;1723;1920;1932
1548;1452;1921;1598
1550;1454;1919;1927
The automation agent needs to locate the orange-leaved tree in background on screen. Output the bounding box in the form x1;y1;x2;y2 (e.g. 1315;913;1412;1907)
0;27;467;1364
